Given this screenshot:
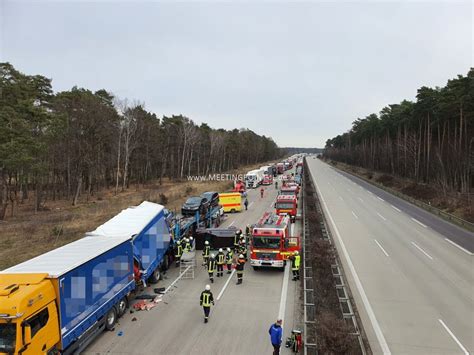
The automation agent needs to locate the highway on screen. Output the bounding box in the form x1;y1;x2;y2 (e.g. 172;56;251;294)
306;157;473;354
85;175;302;354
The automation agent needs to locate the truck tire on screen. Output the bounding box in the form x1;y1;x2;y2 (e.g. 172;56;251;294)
231;208;236;213
252;266;258;271
105;307;117;331
162;255;169;271
149;268;161;284
117;297;128;317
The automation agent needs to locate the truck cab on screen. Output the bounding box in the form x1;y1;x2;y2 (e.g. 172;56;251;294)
279;185;299;199
250;213;299;270
0;274;60;355
275;195;298;222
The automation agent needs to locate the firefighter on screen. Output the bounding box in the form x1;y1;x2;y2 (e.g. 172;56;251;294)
200;284;215;323
260;187;264;198
202;240;210;266
225;247;234;274
175;240;183;267
291;251;301;281
183;238;191;252
216;248;225;277
189;236;194;250
207;254;216;283
245;224;251;236
234;229;242;248
236;254;245;285
239;237;247;261
275;180;278;189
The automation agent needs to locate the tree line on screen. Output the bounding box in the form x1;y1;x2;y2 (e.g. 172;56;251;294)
324;69;473;199
0;62;283;219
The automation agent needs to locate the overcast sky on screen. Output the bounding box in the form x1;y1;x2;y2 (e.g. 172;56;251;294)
1;0;472;147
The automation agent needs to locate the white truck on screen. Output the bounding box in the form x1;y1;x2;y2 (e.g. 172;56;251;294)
245;169;263;188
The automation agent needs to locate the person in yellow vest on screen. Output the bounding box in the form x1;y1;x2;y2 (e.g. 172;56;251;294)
183;238;191;252
175;240;183;267
216;248;225;277
202;240;210;266
236;254;246;285
207;254;216;283
199;284;215;323
225;247;234;274
291;251;301;281
234;229;242;248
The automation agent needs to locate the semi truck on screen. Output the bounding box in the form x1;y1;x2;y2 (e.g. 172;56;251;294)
275;195;298;222
276;163;285;174
0;235;135;355
249;213;299;270
244;169;263;189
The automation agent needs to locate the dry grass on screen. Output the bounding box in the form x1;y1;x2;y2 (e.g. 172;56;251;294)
0;161;275;270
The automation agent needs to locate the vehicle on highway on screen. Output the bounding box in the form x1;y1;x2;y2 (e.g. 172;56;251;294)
244;169;263;188
218;192;242;213
182;196;209;218
233;179;246;193
250;212;299;270
275;195;298;223
279;185;299;199
276;163;285;174
201;191;219;209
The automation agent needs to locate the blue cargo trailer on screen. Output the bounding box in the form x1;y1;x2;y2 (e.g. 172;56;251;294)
1;235;134;354
88;201;173;284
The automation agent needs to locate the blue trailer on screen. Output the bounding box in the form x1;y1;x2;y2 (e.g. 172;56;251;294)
1;235;134;354
88;201;173;284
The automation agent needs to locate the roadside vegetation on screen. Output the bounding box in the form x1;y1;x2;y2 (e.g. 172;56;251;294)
0;62;283;220
324;69;473;221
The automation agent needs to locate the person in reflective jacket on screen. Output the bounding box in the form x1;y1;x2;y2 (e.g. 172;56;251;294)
175;240;183;267
200;285;215;323
207;254;216;283
290;251;300;281
216;248;225;277
202;240;210;266
236;254;246;285
225;247;233;274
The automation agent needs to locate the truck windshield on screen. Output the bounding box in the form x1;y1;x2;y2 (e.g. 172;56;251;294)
276;203;294;209
0;323;16;353
252;236;280;249
280;191;295;195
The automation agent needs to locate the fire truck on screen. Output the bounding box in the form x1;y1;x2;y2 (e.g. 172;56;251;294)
275;195;298;222
250;213;299;270
280;185;299;199
262;174;274;185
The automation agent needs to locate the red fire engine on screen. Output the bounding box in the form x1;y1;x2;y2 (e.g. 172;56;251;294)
275;195;298;222
280;185;299;199
250;213;300;270
262;174;274;185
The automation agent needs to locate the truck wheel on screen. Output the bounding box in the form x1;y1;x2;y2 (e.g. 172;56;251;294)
252;266;258;271
105;308;117;331
117;297;128;317
149;268;161;284
231;209;236;213
162;255;169;271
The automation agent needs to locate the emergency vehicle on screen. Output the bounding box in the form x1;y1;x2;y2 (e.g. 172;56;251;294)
250;213;299;270
279;185;299;199
275;195;298;222
262;174;274;185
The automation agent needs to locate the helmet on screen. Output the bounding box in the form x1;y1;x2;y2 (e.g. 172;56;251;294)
210;254;215;258
205;284;211;291
189;236;193;241
177;240;181;245
219;248;223;252
295;251;299;255
227;247;231;252
205;241;209;245
185;238;189;242
239;254;244;258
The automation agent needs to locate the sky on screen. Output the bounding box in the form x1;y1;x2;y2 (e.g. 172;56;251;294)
1;0;472;148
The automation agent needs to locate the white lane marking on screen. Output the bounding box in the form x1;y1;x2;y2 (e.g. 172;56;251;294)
229;220;235;227
367;190;374;195
411;241;433;260
164;266;191;294
411;218;427;228
438;319;469;355
352;211;359;220
339;196;344;201
377;197;385;202
374;239;389;257
313;179;391;354
278;263;291;321
248;202;254;208
377;213;387;221
216;269;236;301
269;201;275;209
358;197;364;203
444;238;474;256
391;205;401;212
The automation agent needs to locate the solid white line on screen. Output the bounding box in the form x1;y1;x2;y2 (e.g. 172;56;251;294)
377;197;385;202
411;241;433;260
390;205;401;212
444;238;474;256
438;319;469;355
352;211;359;220
374;239;389;257
216;269;236;301
228;220;235;227
164;266;191;294
358;197;364;203
367;190;374;195
313;179;391;354
411;218;427;228
377;213;387;221
278;263;291;321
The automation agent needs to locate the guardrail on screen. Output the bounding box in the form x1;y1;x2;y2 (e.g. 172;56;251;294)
331;163;474;233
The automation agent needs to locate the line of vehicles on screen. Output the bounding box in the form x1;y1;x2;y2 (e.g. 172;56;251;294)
243;156;301;189
0;156;305;355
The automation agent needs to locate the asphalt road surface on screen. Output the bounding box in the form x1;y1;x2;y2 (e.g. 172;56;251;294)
307;157;473;355
85;173;302;355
